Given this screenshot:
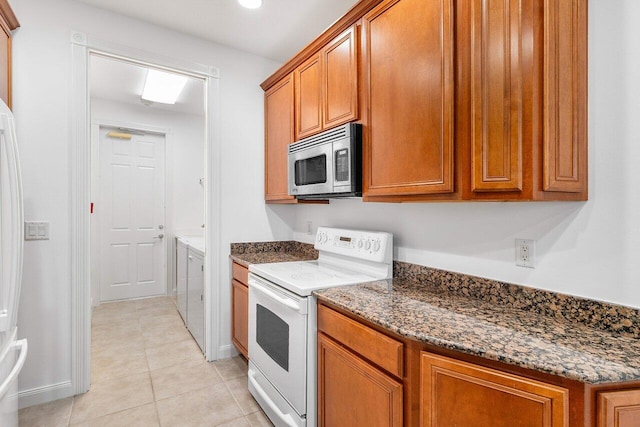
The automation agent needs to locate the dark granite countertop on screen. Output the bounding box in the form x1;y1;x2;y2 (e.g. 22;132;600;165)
229;241;317;268
229;241;640;385
314;278;640;384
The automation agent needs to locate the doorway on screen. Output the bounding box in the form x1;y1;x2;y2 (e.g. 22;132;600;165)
89;53;207;309
69;39;220;396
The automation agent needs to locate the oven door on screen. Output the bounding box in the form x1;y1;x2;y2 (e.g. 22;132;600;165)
248;273;308;417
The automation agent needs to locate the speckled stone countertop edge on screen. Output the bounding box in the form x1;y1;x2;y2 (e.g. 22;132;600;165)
394;261;640;340
229;241;318;268
228;240;640;384
314;280;640;385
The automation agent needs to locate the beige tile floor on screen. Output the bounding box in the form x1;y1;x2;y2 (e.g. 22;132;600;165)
18;296;273;427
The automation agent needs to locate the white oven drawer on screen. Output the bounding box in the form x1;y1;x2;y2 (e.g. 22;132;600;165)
248;273;309;417
248;361;306;427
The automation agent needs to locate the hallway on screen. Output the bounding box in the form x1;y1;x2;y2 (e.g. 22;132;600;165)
18;297;272;426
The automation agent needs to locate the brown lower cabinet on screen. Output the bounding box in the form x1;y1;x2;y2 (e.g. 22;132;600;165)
421;352;568;426
317;301;640;427
231;262;249;358
597;389;640;427
317;333;403;427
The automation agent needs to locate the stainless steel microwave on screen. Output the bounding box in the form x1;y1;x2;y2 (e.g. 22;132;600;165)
288;123;362;199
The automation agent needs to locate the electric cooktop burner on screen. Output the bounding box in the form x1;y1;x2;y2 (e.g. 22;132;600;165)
250;260;379;296
249;227;394;297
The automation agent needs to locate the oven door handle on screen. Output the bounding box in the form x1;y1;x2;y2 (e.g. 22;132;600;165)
248;368;298;427
249;278;306;314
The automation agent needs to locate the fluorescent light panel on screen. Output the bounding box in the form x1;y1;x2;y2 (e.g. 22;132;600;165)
238;0;262;9
141;69;188;104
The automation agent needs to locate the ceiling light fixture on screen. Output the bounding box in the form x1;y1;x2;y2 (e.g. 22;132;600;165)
141;69;188;104
238;0;262;9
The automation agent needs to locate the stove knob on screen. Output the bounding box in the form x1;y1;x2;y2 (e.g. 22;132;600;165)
357;239;363;249
373;240;381;252
316;233;322;244
364;240;371;251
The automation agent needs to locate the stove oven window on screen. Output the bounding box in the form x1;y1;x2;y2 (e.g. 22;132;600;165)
256;304;289;371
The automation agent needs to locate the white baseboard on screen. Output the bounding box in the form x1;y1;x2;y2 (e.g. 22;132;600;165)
217;344;238;360
18;381;75;409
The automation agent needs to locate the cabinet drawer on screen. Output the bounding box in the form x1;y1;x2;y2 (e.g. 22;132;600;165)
318;304;403;378
232;262;249;285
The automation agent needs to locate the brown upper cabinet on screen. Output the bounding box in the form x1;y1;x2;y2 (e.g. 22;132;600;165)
295;26;359;140
458;0;588;202
260;0;587;203
264;74;296;203
0;0;19;109
362;0;455;199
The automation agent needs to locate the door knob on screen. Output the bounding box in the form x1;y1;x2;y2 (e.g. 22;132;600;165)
154;233;165;240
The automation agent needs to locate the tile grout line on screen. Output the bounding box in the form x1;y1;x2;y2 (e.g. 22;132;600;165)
24;297;221;426
136;299;164;426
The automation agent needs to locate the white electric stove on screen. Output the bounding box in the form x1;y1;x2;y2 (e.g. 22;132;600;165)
247;227;393;427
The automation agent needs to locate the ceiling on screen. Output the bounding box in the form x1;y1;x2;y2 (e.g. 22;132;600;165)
74;0;360;63
90;55;205;116
83;0;359;116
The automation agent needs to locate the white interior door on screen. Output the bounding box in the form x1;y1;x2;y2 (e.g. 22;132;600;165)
99;127;166;302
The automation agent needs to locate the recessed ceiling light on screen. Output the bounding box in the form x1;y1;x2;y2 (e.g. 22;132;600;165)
141;69;188;105
238;0;262;9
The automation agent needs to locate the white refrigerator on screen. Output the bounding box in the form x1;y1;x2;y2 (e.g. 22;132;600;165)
0;99;28;426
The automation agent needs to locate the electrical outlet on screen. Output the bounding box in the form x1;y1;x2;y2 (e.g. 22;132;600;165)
306;221;313;235
515;239;535;268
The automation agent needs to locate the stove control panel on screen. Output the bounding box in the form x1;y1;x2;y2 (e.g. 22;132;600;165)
315;227;393;264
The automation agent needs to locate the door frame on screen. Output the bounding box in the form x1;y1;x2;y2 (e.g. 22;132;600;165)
70;32;222;394
90;121;171;305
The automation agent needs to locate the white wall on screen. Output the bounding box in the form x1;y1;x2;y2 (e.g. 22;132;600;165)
11;0;289;406
293;0;640;309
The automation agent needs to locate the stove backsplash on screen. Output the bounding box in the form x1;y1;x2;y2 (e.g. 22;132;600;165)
393;260;640;339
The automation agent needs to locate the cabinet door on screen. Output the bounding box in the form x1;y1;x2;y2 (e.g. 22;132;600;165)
231;279;248;359
598;389;640;427
295;54;323;139
186;251;204;353
421;352;568;427
318;333;403;427
542;0;587;194
264;74;296;202
470;0;526;192
0;25;9;109
363;0;454;197
323;26;358;130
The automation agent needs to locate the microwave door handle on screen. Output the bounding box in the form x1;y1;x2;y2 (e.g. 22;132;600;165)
249;279;303;313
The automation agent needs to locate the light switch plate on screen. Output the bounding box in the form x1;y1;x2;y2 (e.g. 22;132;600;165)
25;221;50;240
